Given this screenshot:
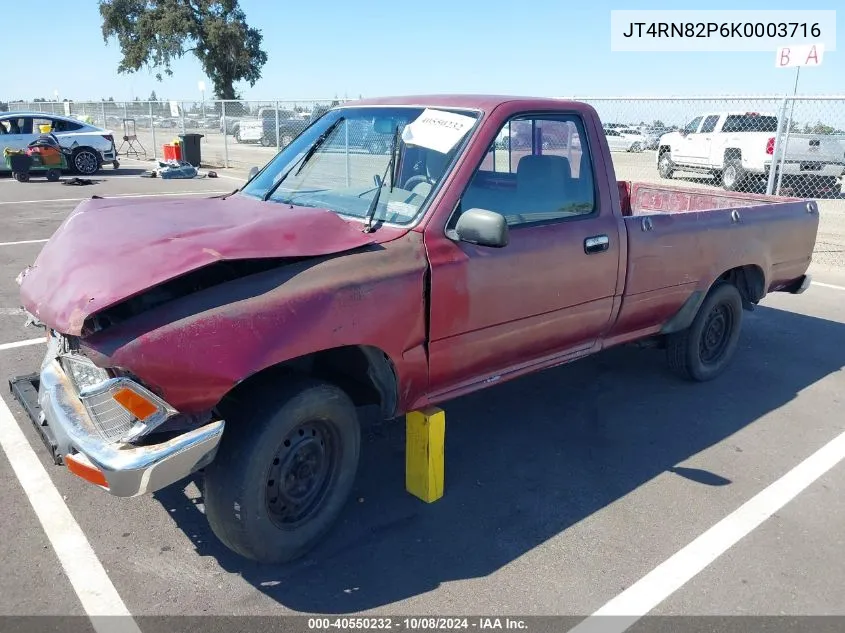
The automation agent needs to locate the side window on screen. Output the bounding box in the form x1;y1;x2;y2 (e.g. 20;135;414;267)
460;113;595;227
2;117;31;134
700;115;720;133
51;118;83;132
683;116;703;134
32;118;55;134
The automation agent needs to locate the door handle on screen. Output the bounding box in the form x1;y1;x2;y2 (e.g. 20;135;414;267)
584;235;610;254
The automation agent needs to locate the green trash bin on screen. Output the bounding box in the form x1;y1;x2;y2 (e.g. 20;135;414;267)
178;133;204;167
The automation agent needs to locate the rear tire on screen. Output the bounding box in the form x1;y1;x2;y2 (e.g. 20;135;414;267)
721;159;746;191
666;282;743;382
71;148;100;176
13;171;29;183
204;378;361;563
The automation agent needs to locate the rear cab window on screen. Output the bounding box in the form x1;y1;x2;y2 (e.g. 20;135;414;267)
456;113;596;228
722;114;779;133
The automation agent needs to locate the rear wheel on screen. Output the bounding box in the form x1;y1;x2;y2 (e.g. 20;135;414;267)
204;378;361;563
666;282;743;382
71;148;100;176
13;171;29;183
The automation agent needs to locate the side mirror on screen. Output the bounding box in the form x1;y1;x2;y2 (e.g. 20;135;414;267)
454;208;509;248
247;166;260;182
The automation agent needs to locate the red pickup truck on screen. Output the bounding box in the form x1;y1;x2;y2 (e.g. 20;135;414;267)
14;95;818;563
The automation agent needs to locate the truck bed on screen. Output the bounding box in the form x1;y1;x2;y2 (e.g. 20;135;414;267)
608;181;819;343
616;181;803;216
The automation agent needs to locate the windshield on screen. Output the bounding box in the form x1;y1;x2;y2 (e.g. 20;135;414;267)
240;106;481;226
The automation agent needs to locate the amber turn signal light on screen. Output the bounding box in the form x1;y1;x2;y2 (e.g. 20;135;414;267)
112;387;158;421
65;453;108;488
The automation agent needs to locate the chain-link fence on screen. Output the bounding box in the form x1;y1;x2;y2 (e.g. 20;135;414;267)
6;96;844;201
4;99;346;169
561;96;845;201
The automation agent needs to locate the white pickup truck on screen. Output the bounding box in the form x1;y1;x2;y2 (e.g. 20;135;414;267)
657;111;845;195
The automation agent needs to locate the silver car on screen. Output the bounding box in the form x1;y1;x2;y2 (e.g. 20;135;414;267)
0;112;118;175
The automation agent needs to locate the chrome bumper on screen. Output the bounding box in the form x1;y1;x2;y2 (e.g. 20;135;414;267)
38;355;224;497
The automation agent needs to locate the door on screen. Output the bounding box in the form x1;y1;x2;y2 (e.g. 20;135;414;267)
426;113;621;395
673;116;703;164
689;114;720;166
0;116;35;162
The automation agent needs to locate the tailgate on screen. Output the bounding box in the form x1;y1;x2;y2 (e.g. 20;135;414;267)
783;134;845;166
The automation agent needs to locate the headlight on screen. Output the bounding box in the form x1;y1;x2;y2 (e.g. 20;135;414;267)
61;355;109;393
79;378;177;444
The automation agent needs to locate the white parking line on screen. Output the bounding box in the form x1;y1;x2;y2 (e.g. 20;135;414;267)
0;397;141;632
0;238;49;247
0;338;45;352
0;190;230;206
567;428;845;633
813;281;845;292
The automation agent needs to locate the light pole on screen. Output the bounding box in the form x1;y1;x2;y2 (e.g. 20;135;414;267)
198;80;206;120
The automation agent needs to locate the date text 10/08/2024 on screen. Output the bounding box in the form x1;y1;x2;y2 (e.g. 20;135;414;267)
307;617;529;630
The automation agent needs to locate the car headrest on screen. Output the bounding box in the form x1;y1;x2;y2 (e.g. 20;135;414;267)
516;154;572;190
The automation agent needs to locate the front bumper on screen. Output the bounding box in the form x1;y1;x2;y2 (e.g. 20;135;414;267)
10;343;224;497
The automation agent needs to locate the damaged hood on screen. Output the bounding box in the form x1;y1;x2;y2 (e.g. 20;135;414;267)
19;194;394;335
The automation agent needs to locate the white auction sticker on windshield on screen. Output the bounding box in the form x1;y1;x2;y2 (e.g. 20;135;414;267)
401;108;475;154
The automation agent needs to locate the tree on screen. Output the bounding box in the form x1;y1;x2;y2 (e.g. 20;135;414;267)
149;90;158;102
99;0;268;100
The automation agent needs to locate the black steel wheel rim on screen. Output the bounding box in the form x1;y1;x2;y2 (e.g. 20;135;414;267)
699;303;733;365
265;419;340;529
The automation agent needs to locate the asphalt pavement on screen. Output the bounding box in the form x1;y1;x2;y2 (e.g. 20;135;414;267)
0;158;843;629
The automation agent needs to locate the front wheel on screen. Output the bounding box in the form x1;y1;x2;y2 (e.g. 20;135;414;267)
204;378;361;563
721;160;746;191
666;282;743;382
658;152;674;179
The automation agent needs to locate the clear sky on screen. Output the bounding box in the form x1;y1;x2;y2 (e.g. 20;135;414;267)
3;0;842;103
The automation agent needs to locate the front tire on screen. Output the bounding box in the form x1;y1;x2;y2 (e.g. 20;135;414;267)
658;152;674;179
721;159;746;191
204;378;361;563
666;282;743;382
71;148;100;176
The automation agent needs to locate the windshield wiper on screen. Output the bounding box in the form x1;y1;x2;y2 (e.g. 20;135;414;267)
362;125;400;233
262;116;345;202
